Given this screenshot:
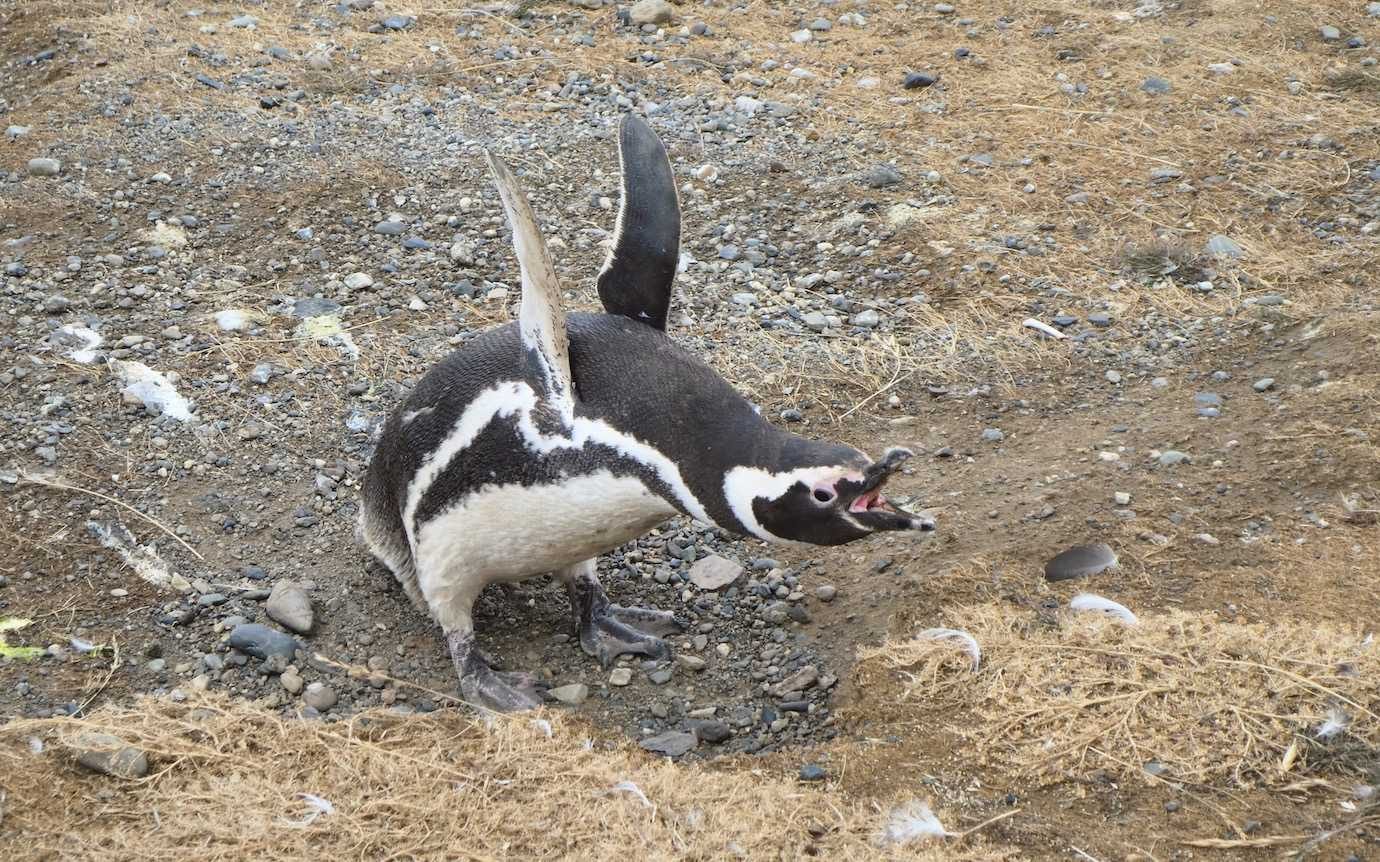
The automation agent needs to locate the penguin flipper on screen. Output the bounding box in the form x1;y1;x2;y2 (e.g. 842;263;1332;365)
596;114;681;332
485;150;575;411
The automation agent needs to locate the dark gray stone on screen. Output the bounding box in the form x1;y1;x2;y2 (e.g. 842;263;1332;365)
227;623;298;660
689;719;731;744
903;71;939;89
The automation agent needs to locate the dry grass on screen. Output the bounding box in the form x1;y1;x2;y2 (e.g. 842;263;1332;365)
0;696;1012;861
856;604;1380;790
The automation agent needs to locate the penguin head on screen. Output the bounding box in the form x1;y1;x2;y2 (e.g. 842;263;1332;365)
724;447;935;546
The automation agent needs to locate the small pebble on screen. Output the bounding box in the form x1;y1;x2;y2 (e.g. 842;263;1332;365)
903;71;939;89
302;682;338;712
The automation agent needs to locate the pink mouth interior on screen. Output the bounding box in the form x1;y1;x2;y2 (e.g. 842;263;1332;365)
849;490;889;513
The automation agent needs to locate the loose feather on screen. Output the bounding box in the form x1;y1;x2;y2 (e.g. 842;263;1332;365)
1069;593;1139;626
1314;706;1349;740
610;780;653;809
282;792;335;827
914;628;982;672
876;800;951;846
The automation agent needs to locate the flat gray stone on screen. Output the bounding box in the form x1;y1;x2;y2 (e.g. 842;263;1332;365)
303;682;337;711
73;733;149;779
851;309;880;328
344;272;374;290
1205;234;1244;259
266;581;314;633
629;0;673;25
27;158;62;177
688;554;743;591
772;664;819;695
638;730;696;757
548;683;589;705
860;164;903;188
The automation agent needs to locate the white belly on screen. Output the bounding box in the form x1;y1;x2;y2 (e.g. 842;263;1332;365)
411;470;676;597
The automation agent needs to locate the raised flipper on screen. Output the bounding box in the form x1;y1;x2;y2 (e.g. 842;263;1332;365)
485;150;574;413
596;114;681;331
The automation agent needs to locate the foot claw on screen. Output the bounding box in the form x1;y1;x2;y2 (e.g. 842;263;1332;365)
460;667;545;713
581;613;671;667
609;605;682;637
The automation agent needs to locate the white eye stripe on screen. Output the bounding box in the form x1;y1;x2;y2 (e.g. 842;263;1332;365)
723;464;855;542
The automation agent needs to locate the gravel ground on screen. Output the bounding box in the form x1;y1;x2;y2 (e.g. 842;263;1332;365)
2;0;1378;777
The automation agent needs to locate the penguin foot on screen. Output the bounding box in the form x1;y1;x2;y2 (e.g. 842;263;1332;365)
460;667;547;713
579;612;671;668
448;629;546;713
609;605;682;637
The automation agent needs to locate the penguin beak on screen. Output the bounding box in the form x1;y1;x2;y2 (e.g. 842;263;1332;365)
845;448;935;533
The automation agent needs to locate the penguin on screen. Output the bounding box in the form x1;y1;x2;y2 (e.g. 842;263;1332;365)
359;115;935;712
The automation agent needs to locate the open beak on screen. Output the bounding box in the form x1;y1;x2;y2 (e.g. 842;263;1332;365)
846;448;935;532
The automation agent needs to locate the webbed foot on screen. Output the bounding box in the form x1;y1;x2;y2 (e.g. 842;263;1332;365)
563;562;681;668
609;605;682;637
448;630;547;712
579;612;672;668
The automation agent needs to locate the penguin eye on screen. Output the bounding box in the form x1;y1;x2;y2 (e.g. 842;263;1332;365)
812;488;836;504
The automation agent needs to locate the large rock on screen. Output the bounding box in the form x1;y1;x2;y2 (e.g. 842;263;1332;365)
629;0;673;25
266;581;314;633
73;733;149;779
688;555;743;591
227;623;298;660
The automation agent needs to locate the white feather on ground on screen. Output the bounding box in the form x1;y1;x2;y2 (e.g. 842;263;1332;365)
875;800;951;846
214;309;253;331
1314;706;1350;740
54;325;104;363
282;793;335;827
112;360;193;421
1068;593;1140;626
914;628;983;671
610;780;653;809
87;521;190;592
